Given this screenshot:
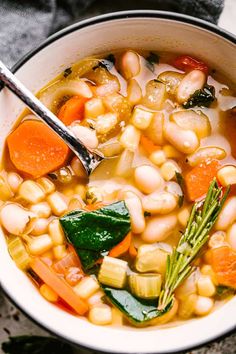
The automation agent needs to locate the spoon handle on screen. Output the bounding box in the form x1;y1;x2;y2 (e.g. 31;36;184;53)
0;61;103;175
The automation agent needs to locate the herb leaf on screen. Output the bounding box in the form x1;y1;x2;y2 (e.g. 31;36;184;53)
145;51;160;72
183;84;216;109
63;67;72;78
2;336;73;354
60;201;131;271
93;54;115;71
158;179;230;310
215;285;235;299
175;171;184;187
175;171;184;207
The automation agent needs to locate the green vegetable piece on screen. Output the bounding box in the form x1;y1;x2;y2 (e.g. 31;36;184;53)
1;336;73;354
215;285;235;299
175;171;184;207
146;51;160;73
60;201;131;271
93;54;115;71
183;84;216;109
103;287;171;324
63;67;72;78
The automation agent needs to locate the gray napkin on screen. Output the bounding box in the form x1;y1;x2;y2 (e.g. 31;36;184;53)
0;0;224;67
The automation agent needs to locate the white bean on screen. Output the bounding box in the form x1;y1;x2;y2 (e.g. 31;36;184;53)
215;196;236;230
178;294;198;319
27;234;53;255
0;203;35;235
47;192;68;216
141;213;178;243
178;206;191;228
18;180;45;204
134;165;164;194
74;277;100;299
144;112;165;145
88;304;112;325
71;157;87;179
142;191;177;215
160;160;181;181
175;272;198;301
30;202;51;218
70;125;98;149
197;276;216;297
127;79;142;105
177;70;206;104
164;122;199;154
120;51;140;79
85;98;105;119
124;191;145;234
7;172;23;193
226;223;236;251
194;296;214;316
217;165;236;187
117;185;143;200
31;218;49;236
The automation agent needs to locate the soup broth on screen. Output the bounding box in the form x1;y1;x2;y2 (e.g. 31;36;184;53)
1;50;236;327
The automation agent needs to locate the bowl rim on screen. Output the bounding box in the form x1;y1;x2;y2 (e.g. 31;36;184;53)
1;9;236;354
11;9;236;73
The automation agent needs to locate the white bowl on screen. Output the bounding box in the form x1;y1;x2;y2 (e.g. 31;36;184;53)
0;10;236;354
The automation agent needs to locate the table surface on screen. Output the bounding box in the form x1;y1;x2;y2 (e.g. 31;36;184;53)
0;1;236;353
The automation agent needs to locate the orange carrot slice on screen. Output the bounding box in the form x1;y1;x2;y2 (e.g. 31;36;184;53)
53;251;83;275
209;246;236;289
129;240;138;258
31;258;88;315
185;160;220;201
58;96;87;125
140;135;161;155
7;120;70;178
109;232;131;258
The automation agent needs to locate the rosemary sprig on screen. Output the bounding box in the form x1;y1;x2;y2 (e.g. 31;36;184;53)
158;178;230;310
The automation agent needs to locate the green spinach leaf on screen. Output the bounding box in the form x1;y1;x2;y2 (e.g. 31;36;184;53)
60;201;131;271
103;287;171;324
183;84;216;109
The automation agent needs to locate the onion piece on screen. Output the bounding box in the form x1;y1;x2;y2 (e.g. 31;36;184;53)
99;138;123;157
39;80;92;112
115;149;134;177
186;147;226;167
142;80;167;110
170;110;211;139
158;71;184;95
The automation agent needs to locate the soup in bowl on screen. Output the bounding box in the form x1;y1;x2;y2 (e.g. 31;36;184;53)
0;11;236;354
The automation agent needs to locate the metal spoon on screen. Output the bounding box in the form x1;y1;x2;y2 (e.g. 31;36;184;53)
0;60;104;176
